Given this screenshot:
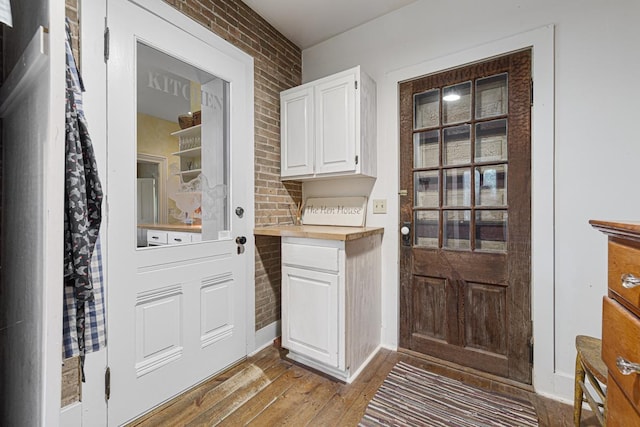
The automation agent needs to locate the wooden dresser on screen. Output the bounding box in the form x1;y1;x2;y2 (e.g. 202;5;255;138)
591;220;640;425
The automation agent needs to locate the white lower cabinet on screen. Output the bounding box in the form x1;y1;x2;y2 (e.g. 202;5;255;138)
280;234;381;382
282;266;339;368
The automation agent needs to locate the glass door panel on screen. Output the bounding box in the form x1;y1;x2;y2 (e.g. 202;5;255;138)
444;168;471;207
443;124;470;166
475;119;507;162
414;130;439;168
443;210;470;250
476;165;507;207
442;81;471;125
136;42;230;248
415;211;439;248
414;89;440;129
414;171;439;208
476;73;507;119
410;72;510;253
476;211;507;252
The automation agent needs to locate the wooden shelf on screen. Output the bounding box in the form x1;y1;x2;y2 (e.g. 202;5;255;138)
171;123;201;137
171;147;200;156
177;169;202;177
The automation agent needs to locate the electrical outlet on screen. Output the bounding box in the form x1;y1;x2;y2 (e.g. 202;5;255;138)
372;199;387;214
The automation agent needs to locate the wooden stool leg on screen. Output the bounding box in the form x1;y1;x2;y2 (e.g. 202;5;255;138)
574;352;586;426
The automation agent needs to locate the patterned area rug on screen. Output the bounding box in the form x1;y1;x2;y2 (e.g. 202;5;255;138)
360;361;539;426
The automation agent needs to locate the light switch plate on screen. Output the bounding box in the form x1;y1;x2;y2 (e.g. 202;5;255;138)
372;199;387;214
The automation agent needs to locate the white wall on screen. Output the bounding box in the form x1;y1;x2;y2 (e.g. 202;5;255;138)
301;0;640;402
0;0;65;425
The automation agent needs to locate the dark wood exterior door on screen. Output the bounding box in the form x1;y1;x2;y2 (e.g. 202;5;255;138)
399;50;532;384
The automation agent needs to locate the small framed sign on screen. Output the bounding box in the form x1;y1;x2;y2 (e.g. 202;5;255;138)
302;197;367;227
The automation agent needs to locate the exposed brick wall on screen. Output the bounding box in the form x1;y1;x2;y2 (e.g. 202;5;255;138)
164;0;302;331
65;0;80;62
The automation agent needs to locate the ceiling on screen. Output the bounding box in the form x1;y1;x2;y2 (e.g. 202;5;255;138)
241;0;418;49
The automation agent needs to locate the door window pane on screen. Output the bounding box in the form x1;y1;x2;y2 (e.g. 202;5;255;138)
476;73;507;119
415;211;439;248
414;130;439;168
136;42;229;248
444;168;471;207
476;211;507;252
476;165;507;207
443;124;470;166
442;81;471;125
415;171;439;208
443;210;470;250
414;89;439;129
476;120;507;162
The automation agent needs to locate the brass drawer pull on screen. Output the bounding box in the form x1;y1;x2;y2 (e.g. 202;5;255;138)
617;356;640;375
622;273;640;289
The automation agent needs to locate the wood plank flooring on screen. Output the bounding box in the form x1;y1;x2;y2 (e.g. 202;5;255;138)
128;345;600;426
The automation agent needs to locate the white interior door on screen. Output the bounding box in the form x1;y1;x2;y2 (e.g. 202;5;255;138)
106;1;253;424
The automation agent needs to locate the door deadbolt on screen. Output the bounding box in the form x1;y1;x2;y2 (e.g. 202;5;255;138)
236;236;247;254
235;206;244;218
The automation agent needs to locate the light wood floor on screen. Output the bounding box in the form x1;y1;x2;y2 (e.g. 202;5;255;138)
129;345;600;426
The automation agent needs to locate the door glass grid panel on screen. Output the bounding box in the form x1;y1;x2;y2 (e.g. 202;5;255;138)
476;120;507;163
443;124;470;166
414;89;440;129
443;210;470;250
476;73;508;119
442;81;471;125
415;211;439;248
414;130;439;168
476;165;507;207
476;211;507;252
444;168;471;207
414;171;439;208
412;73;509;253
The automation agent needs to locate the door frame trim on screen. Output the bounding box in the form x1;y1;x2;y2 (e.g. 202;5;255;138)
383;24;556;395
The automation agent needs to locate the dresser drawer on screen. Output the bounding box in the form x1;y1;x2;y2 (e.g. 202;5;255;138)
609;240;640;315
282;242;339;272
607;377;640;426
602;296;640;414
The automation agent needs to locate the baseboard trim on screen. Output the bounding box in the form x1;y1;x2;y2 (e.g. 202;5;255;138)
251;320;281;356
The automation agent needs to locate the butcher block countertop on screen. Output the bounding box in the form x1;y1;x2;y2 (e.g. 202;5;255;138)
138;223;202;232
253;225;384;241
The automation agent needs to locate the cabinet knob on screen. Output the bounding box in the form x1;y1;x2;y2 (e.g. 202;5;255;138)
616;356;640;375
621;273;640;289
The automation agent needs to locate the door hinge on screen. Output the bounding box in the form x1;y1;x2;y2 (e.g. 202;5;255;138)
105;366;111;401
104;26;110;63
355;80;358;90
355;155;359;165
529;324;534;365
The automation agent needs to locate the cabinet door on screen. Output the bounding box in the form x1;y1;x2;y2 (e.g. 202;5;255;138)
281;86;314;178
282;265;339;367
315;72;357;175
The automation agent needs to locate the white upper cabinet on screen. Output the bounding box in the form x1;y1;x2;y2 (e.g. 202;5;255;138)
280;66;376;180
